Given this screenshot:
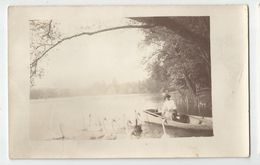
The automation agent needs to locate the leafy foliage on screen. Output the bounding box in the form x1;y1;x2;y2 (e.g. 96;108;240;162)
132;17;211;96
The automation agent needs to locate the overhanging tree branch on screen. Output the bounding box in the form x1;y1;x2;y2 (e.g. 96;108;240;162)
30;24;154;68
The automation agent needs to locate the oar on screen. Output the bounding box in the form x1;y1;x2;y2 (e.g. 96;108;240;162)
143;110;170;138
161;118;170;138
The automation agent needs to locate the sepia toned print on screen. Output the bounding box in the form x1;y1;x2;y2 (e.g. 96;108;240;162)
9;6;248;158
29;17;213;141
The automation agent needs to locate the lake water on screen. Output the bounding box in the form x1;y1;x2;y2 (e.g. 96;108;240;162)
30;94;213;140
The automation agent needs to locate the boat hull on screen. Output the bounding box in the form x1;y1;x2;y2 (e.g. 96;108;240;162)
141;110;213;131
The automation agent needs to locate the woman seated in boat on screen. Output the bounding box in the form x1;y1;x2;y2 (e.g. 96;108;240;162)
162;94;177;120
162;94;190;123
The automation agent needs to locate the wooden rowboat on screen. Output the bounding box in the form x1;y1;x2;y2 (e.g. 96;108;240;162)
141;109;213;131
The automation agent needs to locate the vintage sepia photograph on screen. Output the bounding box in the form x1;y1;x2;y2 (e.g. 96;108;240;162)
29;17;213;141
9;6;248;158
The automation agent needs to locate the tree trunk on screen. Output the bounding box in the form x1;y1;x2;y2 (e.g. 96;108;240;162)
185;95;189;114
183;70;197;97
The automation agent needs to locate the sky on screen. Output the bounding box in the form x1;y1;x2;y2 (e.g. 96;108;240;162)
33;18;156;89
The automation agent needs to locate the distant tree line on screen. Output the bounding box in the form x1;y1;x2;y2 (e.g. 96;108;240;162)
30;80;160;99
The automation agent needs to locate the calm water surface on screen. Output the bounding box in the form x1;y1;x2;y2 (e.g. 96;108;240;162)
30;94;213;140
